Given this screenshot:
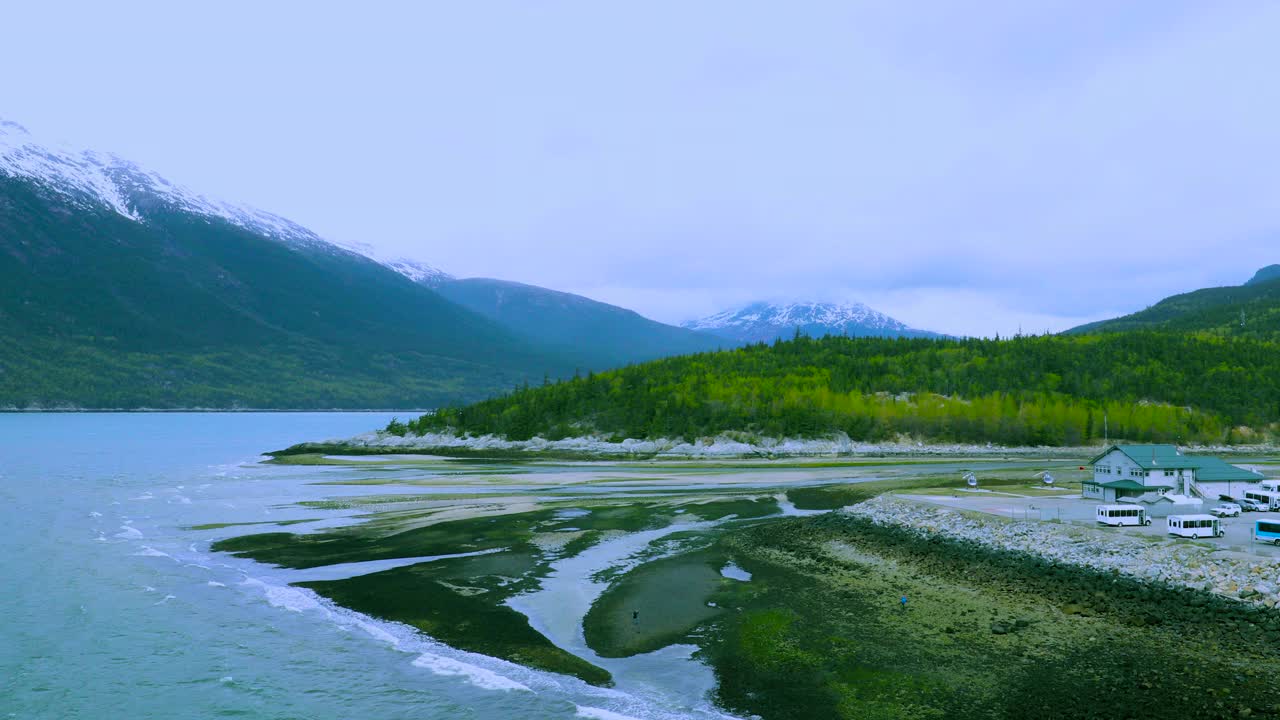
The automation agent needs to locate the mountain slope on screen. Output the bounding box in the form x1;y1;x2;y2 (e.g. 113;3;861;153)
435;278;725;368
682;301;942;344
1247;265;1280;286
0;122;566;408
1068;266;1280;340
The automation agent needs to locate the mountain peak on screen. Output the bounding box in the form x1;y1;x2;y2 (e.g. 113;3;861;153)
1246;264;1280;286
1;117;449;284
682;300;940;343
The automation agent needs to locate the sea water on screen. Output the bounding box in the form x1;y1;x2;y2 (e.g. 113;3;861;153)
0;413;734;720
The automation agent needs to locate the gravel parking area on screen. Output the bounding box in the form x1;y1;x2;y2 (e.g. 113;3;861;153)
899;490;1280;559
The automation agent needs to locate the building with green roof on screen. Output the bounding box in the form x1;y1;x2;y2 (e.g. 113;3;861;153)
1083;444;1262;502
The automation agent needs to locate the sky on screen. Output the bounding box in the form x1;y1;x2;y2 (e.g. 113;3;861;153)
4;1;1280;337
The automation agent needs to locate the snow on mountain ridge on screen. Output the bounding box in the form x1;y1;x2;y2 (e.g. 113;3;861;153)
0;119;451;284
682;300;937;342
685;301;907;332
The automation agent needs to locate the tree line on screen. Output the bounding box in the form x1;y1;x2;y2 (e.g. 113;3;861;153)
394;332;1280;446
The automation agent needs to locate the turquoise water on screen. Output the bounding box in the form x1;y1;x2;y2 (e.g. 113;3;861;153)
0;413;731;720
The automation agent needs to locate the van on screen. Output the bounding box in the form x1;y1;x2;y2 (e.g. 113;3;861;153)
1096;505;1150;527
1167;514;1224;539
1243;490;1280;511
1254;519;1280;545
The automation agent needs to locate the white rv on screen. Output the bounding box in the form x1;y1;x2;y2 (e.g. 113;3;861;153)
1259;479;1280;493
1096;505;1150;527
1167;514;1223;539
1243;490;1280;511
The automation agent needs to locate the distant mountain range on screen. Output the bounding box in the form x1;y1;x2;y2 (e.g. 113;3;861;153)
682;301;943;344
0;120;718;408
435;279;725;369
1068;265;1280;340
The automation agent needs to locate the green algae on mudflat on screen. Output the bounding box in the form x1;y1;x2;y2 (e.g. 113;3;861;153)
186;518;321;531
300;553;613;686
583;548;728;658
211;510;560;569
693;515;1280;720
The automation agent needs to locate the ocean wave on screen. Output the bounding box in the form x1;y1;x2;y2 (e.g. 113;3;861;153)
575;707;646;720
132;546;171;558
411;653;530;692
240;577;324;613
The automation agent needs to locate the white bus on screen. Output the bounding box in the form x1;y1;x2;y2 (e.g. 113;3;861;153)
1243;490;1280;511
1259;479;1280;493
1096;505;1150;527
1167;514;1223;539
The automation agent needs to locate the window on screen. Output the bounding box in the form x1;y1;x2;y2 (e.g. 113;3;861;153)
1258;522;1280;534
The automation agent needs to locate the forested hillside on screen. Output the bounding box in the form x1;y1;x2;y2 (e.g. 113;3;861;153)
0;174;567;408
1069;270;1280;340
401;333;1280;446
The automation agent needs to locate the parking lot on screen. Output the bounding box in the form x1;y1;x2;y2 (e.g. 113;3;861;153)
900;488;1280;559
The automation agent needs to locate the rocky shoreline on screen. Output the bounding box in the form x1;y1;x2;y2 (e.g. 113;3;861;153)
846;495;1280;608
278;429;1280;459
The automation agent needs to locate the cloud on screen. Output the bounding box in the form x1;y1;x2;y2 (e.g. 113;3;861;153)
3;2;1279;337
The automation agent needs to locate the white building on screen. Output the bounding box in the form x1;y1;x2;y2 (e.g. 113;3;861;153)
1083;444;1261;503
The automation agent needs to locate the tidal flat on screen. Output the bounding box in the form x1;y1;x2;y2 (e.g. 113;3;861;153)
208;454;1280;719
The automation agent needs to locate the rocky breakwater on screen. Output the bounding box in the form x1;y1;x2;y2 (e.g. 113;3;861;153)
846;496;1280;611
280;429;1101;459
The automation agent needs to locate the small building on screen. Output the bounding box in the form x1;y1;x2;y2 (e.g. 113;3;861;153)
1118;491;1202;518
1083;444;1261;503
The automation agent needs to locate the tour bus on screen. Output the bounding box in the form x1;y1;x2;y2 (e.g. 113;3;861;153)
1167;514;1224;539
1254;519;1280;546
1243;490;1280;511
1096;505;1150;527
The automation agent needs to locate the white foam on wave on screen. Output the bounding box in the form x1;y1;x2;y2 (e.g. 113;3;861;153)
575;706;645;720
240;577;323;613
133;546;171;558
114;525;144;539
207;581;226;588
89;511;102;518
131;492;154;501
411;653;531;692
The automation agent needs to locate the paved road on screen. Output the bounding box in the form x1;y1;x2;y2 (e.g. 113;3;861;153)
900;491;1280;559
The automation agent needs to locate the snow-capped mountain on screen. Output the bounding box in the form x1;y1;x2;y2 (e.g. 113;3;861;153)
0;119;450;283
682;301;942;343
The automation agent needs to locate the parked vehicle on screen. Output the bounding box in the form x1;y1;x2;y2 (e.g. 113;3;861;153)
1240;498;1266;512
1096;505;1150;527
1168;514;1224;539
1255;519;1280;545
1243;490;1280;511
1209;503;1242;518
1260;480;1280;493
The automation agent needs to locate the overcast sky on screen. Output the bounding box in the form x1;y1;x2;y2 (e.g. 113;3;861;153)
4;1;1279;336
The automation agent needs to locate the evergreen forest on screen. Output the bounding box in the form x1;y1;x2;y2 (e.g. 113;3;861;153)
398;333;1280;446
